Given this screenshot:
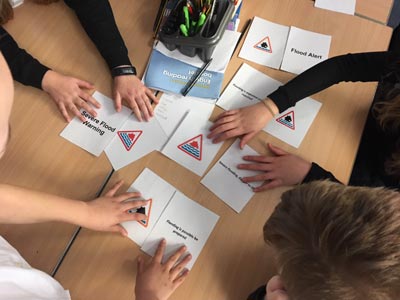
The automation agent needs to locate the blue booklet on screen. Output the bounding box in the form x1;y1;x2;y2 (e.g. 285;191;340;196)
144;49;224;100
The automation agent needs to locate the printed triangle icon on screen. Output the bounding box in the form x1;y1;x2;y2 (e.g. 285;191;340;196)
177;134;203;161
137;198;152;228
118;130;143;151
254;36;272;53
276;111;295;130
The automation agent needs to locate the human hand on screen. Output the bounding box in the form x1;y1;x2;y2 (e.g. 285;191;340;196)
41;70;100;122
208;101;275;149
135;239;191;300
265;275;289;300
113;75;158;122
83;180;149;236
238;143;312;191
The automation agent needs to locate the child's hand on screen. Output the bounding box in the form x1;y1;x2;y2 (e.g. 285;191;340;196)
265;275;289;300
135;239;191;300
83;180;149;236
42;70;100;122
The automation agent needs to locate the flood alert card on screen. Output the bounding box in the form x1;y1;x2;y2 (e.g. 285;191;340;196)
104;116;168;170
141;190;219;270
280;26;331;74
161;110;224;176
60;91;131;156
217;63;282;111
201;140;263;213
238;17;289;69
121;168;176;246
264;97;322;148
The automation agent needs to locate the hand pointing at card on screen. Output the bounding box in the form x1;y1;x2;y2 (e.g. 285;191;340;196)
238;144;312;191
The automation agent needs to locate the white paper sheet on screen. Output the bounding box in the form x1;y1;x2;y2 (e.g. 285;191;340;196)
315;0;356;15
217;63;282;110
105;117;168;170
161;110;223;176
141;191;219;270
60;91;131;156
156;30;241;73
121;168;177;246
201;140;263;212
155;93;215;138
280;27;331;75
238;17;289;69
264;97;322;148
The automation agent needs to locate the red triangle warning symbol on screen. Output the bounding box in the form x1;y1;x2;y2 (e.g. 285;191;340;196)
254;36;272;53
276;111;295;130
177;134;203;161
118;130;143;151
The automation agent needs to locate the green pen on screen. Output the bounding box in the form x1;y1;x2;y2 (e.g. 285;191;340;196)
183;6;190;29
196;12;206;32
180;24;189;37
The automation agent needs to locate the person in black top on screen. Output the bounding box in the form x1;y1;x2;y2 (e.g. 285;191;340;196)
1;0;157;122
208;51;400;190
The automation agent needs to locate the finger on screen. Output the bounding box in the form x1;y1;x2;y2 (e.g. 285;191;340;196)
254;179;283;192
212;110;238;124
118;212;147;223
122;199;150;210
105;180;124;197
58;103;71;122
146;88;158;103
237;163;273;172
211;114;238;128
241;173;273;183
137;97;150;121
76;79;94;89
170;253;192;279
153;239;166;263
242;155;274;163
137;256;144;274
268;143;288;156
239;131;257;149
78;98;98;117
130;101;143;122
109;224;128;236
172;268;190;288
144;96;154;117
70;105;85;122
116;192;144;203
208;122;238;139
212;128;243;144
80;92;101;109
165;245;187;270
114;92;122;112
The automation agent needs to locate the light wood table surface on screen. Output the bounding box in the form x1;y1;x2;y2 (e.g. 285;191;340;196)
356;0;394;24
54;0;393;300
0;1;124;274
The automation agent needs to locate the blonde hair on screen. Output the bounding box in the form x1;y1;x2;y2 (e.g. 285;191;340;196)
0;0;13;25
264;181;400;300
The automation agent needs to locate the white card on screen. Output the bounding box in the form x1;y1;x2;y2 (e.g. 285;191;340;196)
121;168;177;246
201;140;263;213
264;97;322;148
239;17;289;69
60;91;131;156
141;191;219;270
161;110;223;176
155;93;215;137
315;0;356;15
217;63;282;110
280;27;331;75
105;117;168;170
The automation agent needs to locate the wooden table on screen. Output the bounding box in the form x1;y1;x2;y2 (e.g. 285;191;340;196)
356;0;394;24
0;1;117;274
54;0;392;300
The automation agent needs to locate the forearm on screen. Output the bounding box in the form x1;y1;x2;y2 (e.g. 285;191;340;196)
268;51;391;112
0;184;89;225
0;26;49;89
64;0;131;69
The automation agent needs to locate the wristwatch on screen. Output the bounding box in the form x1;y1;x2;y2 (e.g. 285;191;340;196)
111;65;137;78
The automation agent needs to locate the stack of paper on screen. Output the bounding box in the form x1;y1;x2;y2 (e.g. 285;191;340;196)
122;168;219;269
315;0;356;15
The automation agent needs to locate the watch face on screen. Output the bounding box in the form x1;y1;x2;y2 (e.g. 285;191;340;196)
112;66;137;77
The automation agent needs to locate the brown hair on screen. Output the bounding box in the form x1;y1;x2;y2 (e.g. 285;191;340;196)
264;181;400;300
0;0;13;25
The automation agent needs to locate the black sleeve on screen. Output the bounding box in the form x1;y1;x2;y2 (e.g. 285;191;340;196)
302;162;342;184
63;0;132;70
269;52;392;112
0;26;49;89
247;285;266;300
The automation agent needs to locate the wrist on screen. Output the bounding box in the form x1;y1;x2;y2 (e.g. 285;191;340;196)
261;98;279;116
111;65;137;78
41;70;56;92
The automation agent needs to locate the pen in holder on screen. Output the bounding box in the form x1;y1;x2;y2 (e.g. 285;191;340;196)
159;0;235;62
